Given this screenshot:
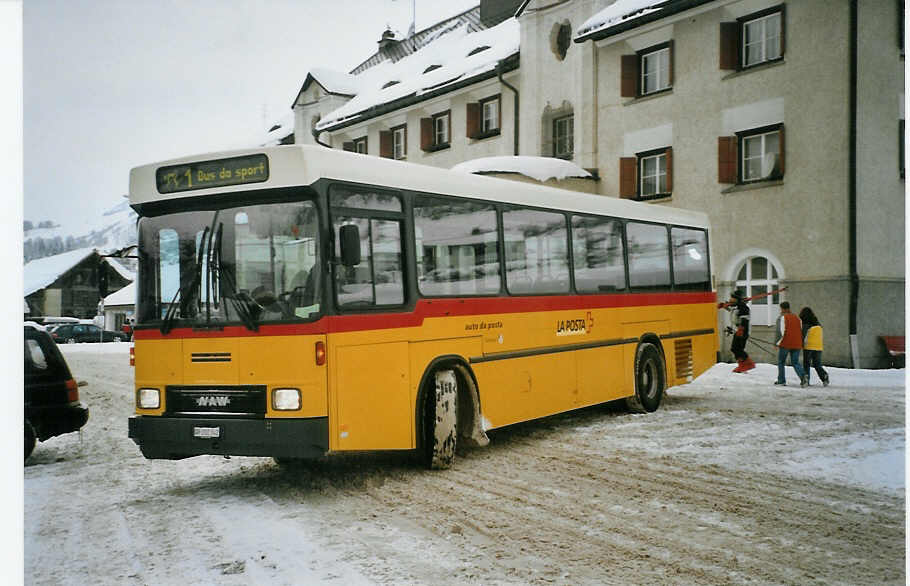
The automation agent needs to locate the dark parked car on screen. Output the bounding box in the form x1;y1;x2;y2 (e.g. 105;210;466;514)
49;323;126;344
24;324;89;460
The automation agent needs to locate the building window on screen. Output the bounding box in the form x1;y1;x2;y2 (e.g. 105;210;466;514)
733;255;781;325
620;147;672;200
353;137;367;154
392;125;406;160
640;44;671;95
467;96;501;139
720;6;785;71
742;10;783;67
421;111;451;152
738;124;783;182
638;148;668;198
482;96;500;134
621;42;673;98
553;115;574;159
434;112;449;146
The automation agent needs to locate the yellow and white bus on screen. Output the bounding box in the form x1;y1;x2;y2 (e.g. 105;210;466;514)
127;145;716;468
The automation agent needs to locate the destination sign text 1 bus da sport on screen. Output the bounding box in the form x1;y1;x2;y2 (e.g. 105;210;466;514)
156;154;269;194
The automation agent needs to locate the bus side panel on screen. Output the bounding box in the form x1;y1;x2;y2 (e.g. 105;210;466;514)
408;337;483;445
473;352;577;430
332;341;411;451
576;345;628;407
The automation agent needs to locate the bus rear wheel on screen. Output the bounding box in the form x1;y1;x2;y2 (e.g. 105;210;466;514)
626;342;665;413
423;369;457;470
25;419;36;462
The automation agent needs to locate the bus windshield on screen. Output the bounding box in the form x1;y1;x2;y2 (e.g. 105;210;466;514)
136;199;321;330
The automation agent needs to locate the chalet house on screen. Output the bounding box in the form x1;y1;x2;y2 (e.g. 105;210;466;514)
24;248;133;319
287;0;904;367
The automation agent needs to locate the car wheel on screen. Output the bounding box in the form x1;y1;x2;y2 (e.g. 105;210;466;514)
66;337;76;344
25;419;36;462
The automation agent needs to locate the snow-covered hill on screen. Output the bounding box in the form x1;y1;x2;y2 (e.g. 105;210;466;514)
24;198;137;263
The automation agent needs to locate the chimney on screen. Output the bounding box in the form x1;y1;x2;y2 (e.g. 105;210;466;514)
378;27;397;52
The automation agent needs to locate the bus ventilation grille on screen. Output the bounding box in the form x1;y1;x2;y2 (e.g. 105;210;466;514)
674;339;694;381
191;352;232;363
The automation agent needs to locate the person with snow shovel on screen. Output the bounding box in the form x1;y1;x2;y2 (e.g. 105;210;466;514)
723;290;756;373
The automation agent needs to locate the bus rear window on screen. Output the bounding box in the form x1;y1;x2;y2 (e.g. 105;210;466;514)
671;227;710;290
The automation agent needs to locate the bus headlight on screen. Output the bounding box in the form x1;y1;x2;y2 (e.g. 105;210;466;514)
138;388;160;409
272;388;301;411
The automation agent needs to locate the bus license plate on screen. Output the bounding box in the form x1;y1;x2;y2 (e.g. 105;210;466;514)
193;426;221;439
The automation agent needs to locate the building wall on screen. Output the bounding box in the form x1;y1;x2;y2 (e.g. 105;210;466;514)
313;76;519;169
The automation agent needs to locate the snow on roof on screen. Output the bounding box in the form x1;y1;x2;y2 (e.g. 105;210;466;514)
24;247;97;297
105;256;136;282
576;0;670;40
261;110;296;147
316;17;519;131
451;156;592;182
104;281;135;307
307;67;362;96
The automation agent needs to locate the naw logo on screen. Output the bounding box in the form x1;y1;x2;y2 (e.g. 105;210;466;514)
196;395;231;408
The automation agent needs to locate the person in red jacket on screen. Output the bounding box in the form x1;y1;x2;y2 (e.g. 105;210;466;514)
774;301;808;387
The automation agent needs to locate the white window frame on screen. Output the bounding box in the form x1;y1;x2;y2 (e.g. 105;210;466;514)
434;112;449;146
640;46;670;95
482;97;500;133
554;115;574;159
639;151;667;197
734;256;781;326
392;126;406;160
742;11;782;68
741;128;780;182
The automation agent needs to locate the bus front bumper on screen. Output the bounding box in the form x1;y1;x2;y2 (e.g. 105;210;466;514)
128;415;329;460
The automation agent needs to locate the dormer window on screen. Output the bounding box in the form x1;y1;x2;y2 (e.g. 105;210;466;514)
423;64;442;74
467;45;491;56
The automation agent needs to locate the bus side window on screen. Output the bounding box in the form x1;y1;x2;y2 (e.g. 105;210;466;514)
671;227;710;290
503;208;569;295
413;196;500;296
571;215;626;293
626;222;671;291
333;217;404;307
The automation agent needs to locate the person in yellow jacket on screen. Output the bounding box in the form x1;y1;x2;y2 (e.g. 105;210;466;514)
799;306;830;387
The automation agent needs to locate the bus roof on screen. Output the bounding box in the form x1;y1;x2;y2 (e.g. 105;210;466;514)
129;145;709;228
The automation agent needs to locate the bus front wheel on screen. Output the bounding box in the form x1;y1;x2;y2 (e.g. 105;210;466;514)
423;369;457;470
626;342;665;413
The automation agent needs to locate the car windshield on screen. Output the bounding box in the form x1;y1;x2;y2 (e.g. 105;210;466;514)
136;199;321;331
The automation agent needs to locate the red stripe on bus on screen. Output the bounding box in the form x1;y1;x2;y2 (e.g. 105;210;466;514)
132;290;716;340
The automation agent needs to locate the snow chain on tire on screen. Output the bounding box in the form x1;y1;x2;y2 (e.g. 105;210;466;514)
427;369;458;470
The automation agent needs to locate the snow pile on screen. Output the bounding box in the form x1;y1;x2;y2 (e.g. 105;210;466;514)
316;18;519;130
576;0;669;39
451;156;593;182
666;363;905;494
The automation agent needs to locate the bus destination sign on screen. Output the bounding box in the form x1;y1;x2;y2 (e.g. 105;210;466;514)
156;154;269;194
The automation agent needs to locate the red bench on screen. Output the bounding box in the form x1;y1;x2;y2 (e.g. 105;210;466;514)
880;336;905;368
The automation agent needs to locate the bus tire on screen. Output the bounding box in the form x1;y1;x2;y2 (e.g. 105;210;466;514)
626;342;665;413
423;369;457;470
25;418;36;462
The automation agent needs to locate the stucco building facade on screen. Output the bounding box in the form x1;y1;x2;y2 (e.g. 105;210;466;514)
288;0;904;367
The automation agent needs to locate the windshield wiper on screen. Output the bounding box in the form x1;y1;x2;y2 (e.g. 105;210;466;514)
160;226;209;335
218;261;259;332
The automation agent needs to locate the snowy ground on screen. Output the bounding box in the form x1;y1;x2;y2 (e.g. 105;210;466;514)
24;344;906;585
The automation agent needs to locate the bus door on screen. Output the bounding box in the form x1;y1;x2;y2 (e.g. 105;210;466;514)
329;187;412;451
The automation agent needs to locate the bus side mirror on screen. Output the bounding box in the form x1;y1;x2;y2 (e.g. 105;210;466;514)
339;224;361;266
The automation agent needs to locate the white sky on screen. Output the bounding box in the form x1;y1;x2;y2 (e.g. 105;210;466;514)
21;0;479;230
